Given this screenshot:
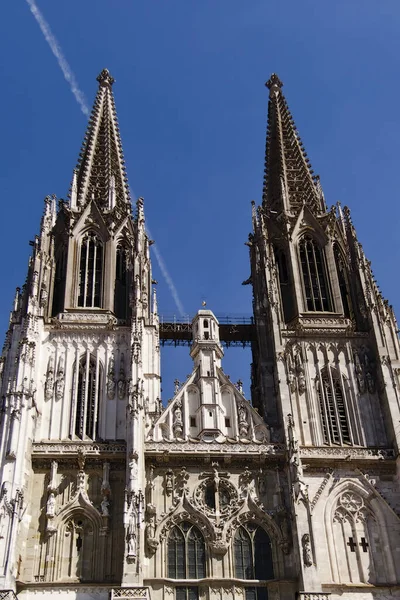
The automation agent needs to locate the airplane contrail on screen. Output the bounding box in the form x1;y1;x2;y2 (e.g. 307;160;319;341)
25;2;185;316
25;0;90;117
146;225;186;318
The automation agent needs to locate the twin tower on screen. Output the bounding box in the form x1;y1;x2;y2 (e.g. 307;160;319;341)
0;70;399;600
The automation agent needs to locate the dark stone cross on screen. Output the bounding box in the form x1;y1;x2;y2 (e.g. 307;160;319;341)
359;537;369;552
347;537;357;552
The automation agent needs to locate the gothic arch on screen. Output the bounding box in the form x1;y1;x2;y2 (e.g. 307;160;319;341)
324;480;397;585
297;233;332;312
71;353;103;440
77;230;105;308
157;493;217;555
226;508;285;580
316;365;354;446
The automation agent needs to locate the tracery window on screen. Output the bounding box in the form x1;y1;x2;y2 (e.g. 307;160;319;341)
234;523;272;600
168;522;205;600
74;355;99;439
299;235;331;311
333;244;352;319
332;491;386;584
62;516;95;581
78;232;103;307
317;367;352;446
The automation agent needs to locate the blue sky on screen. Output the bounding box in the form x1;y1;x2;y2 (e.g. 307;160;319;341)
1;1;400;401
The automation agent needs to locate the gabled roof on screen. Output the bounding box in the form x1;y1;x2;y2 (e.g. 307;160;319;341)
263;74;326;215
71;69;131;211
149;367;270;445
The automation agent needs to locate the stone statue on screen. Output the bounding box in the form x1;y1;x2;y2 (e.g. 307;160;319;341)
127;531;137;558
118;353;126;399
101;496;110;517
129;458;138;492
237;402;249;437
297;369;306;394
173;400;183;437
288;368;296;393
107;356;116;399
165;470;173;495
55;355;65;402
302;533;313;567
45;356;55;401
46;492;56;517
354;351;366;394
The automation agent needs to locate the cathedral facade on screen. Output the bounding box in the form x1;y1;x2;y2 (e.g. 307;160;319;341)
0;69;399;600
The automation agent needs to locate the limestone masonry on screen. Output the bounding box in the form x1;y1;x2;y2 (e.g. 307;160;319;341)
0;70;399;600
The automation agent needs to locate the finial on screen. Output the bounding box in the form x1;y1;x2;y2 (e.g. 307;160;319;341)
202;300;207;307
266;73;283;91
97;68;115;87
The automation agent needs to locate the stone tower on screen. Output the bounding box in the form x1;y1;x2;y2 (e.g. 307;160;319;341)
249;74;400;598
0;69;160;596
0;70;399;600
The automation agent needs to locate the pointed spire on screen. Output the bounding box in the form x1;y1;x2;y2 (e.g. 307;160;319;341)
71;69;131;211
263;74;324;214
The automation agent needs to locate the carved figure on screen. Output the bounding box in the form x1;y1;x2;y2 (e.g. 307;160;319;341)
55;355;65;401
172;400;183;437
129;458;138;492
165;470;174;495
127;531;137;557
354;351;366;394
46;492;56;517
297;369;306;394
107;356;116;399
118;353;126;399
45;356;55;401
288;368;296;393
101;496;110;517
237;402;249;437
145;505;159;554
302;533;313;567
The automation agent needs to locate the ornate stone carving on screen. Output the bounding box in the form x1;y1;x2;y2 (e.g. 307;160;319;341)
302;533;313;566
55;354;65;401
300;446;394;460
44;355;55;401
107;355;116;399
172;399;183;437
118;352;126;399
165;470;174;496
237;401;249;437
175;467;189;496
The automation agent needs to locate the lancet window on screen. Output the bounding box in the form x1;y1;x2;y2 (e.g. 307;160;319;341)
114;244;129;320
52;242;67;316
333;244;352;319
78;232;103;308
299;235;331;311
234;523;272;600
168;522;205;600
274;247;294;322
74;355;99;440
317;367;352;446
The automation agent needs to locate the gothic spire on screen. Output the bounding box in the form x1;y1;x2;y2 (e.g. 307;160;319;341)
70;68;131;210
263;74;325;214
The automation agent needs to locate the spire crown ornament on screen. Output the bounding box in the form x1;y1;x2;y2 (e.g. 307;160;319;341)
266;73;283;90
96;68;115;87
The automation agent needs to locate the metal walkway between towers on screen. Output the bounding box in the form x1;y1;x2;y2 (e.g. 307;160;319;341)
159;315;256;348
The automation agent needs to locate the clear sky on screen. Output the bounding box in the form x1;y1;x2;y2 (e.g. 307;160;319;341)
1;1;399;401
